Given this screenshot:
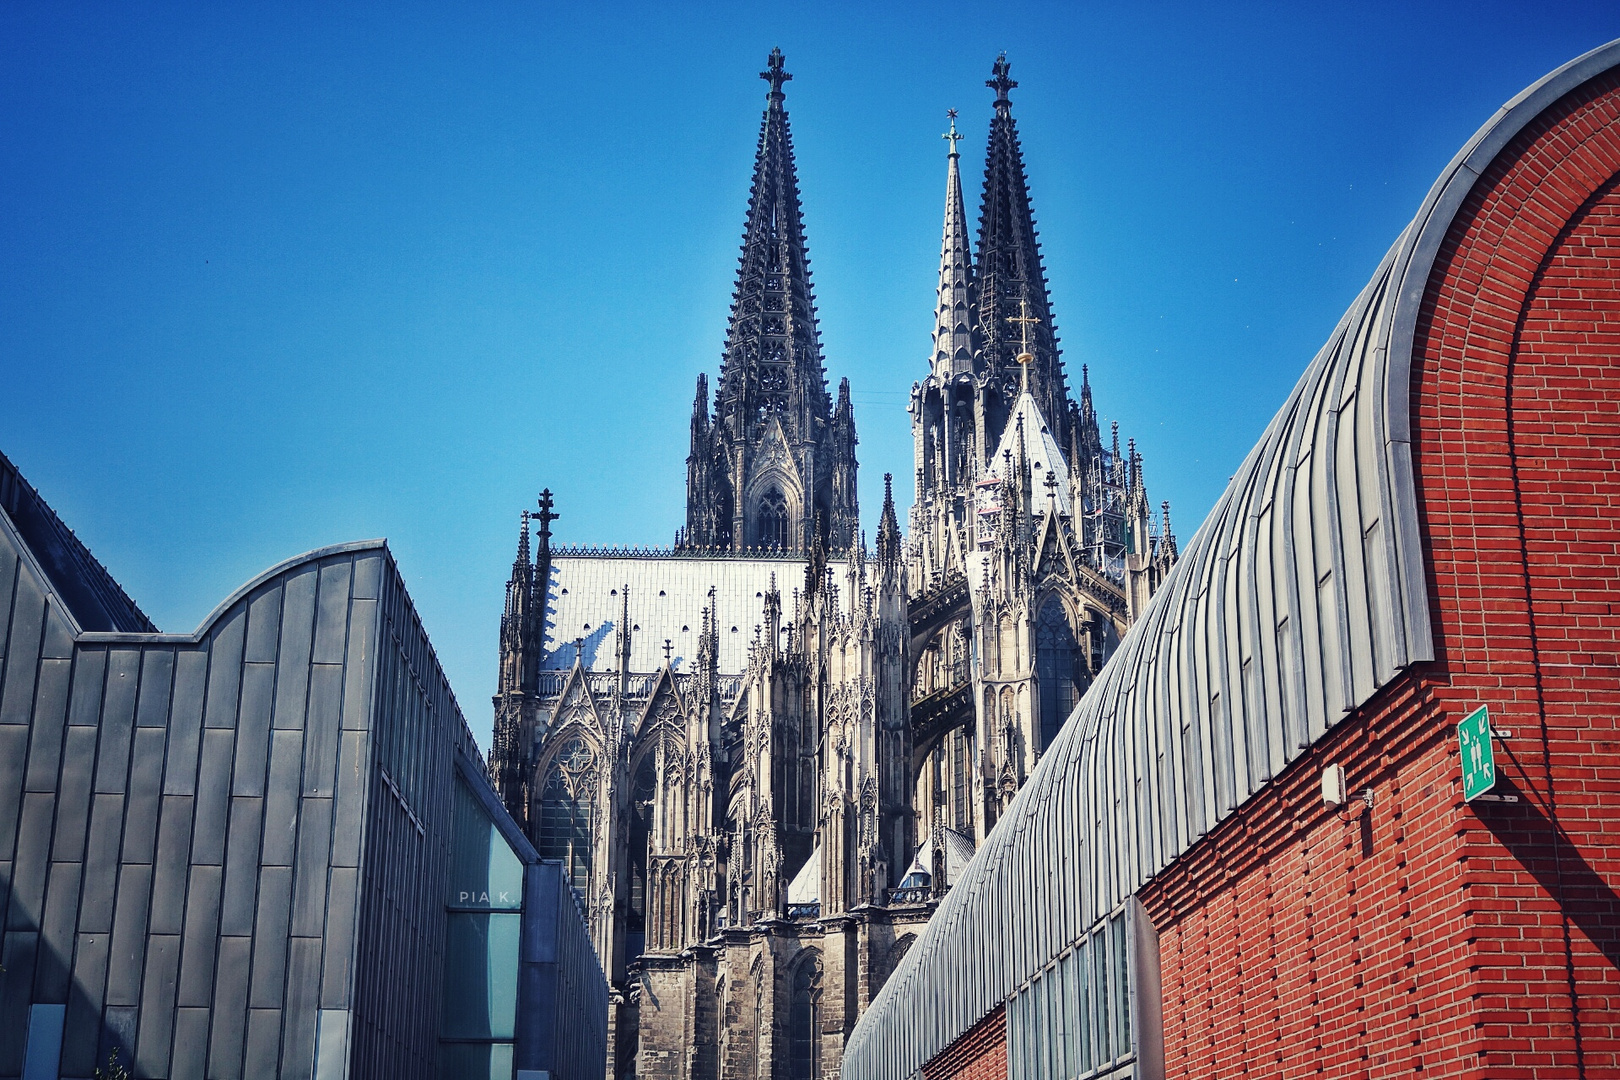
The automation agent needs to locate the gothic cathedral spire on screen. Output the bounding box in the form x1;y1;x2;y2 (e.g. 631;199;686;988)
933;110;979;379
975;53;1070;453
682;49;859;554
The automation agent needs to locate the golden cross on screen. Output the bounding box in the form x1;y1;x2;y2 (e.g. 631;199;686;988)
1008;297;1040;393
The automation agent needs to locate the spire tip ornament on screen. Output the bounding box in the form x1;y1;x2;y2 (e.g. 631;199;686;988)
988;52;1017;108
761;47;791;100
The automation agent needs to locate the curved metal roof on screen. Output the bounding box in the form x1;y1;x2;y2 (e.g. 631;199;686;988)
845;37;1620;1080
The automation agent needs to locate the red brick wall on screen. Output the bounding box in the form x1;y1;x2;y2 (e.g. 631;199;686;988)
922;1005;1007;1080
1131;70;1620;1080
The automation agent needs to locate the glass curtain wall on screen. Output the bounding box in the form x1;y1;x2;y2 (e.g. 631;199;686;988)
441;775;526;1080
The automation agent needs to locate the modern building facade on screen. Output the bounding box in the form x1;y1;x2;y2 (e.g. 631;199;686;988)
0;449;606;1080
488;52;1176;1080
844;38;1620;1080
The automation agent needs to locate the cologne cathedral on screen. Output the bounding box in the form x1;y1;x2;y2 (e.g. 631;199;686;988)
488;49;1177;1080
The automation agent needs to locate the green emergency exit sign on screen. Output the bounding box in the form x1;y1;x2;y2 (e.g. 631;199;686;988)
1459;705;1496;801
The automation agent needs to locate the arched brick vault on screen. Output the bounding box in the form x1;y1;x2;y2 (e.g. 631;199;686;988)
847;40;1620;1080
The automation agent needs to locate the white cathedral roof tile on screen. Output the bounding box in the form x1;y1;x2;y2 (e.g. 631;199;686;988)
989;390;1074;516
542;553;850;676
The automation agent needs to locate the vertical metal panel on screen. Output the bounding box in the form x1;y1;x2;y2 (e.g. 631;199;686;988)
170;1007;210;1080
243;1009;283;1078
312;560;352;666
329;731;367;868
134;934;180;1077
9;793;54;931
340;598;377;732
150;794;195;934
319;867;358;1010
0;930;39;1071
105;863;153;1007
94;649;141;794
164;649;208;795
121;727;167;864
51;726;96;862
209;936;253;1077
204;607;246;729
220;796;264;936
250;865;294;1008
273;566;318;731
177;864;224;1007
280;936;323;1080
244;584;283;666
61;931;109;1074
234;663;275;797
24;659;70;792
191;729;235;864
303;665;342;797
0;726;29;863
78;794;124;932
261;731;304;866
290;797;333;937
135;648;174;728
0;569;46;726
35;861;81;1001
68;646;106;727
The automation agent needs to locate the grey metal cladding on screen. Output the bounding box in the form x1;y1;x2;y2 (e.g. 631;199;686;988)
95;648;141;793
177;864;224;1008
319;866;358;1010
105;862;153;1007
163;647;208;795
844;38;1620;1080
204;606;246;728
304;664;342;796
262;730;304;866
312;558;352;665
79;794;125;931
0;567;46;726
221;795;265;936
171;1007;210;1080
9;792;54;931
68;645;106;726
121;726;168;864
210;935;253;1074
250;864;294;1008
289;796;333;937
150;793;196;934
234;662;275;796
136;647;175;727
244;583;284;665
135;933;181;1077
36;861;83;1001
192;729;236;864
0;726;26;862
63;930;109;1073
51;726;97;861
24;657;70;791
281;936;322;1080
272;565;317;730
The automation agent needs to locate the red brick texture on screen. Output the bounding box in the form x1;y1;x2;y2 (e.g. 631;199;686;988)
1131;71;1620;1080
921;1005;1008;1080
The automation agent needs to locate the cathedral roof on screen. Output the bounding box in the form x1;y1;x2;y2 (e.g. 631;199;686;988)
988;389;1073;516
541;552;851;675
901;826;976;887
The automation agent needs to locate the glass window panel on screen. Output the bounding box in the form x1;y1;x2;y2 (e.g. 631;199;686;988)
441;912;522;1040
1077;939;1093;1076
438;1041;514;1080
451;778;524;910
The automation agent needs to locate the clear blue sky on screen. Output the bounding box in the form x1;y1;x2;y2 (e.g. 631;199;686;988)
4;2;1617;750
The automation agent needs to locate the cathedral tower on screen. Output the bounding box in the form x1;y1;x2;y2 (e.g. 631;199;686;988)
682;48;859;554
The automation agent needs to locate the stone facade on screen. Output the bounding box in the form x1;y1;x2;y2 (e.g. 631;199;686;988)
487;52;1173;1079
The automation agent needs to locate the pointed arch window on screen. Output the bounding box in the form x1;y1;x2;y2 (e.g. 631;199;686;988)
535;734;598;895
626;754;657;959
787;949;822;1079
758;488;790;550
1036;596;1083;751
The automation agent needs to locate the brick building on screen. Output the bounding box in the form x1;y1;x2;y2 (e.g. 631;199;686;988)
845;38;1620;1080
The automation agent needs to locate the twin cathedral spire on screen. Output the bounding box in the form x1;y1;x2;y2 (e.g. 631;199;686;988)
681;48;859;554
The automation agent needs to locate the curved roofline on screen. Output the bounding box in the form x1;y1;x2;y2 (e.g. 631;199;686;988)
78;538;389;644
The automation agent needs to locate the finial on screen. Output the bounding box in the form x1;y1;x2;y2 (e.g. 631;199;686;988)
943;109;962;157
762;47;791;100
536;488;559;543
987;53;1017;108
1008;296;1039;393
663;639;674;662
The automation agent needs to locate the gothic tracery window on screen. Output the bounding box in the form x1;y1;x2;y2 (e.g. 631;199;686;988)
535;733;599;895
757;488;790;549
787;949;822;1079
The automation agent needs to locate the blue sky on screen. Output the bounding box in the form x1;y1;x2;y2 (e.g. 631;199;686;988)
4;2;1617;750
